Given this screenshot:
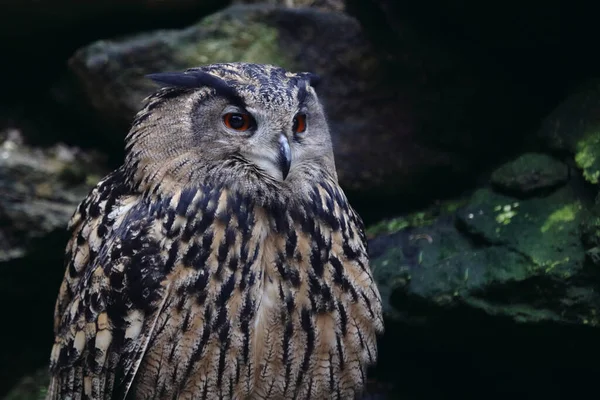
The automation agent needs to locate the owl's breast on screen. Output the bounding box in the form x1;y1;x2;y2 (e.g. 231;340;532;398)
247;214;379;400
133;185;380;400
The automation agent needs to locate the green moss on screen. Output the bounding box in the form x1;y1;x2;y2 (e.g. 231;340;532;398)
442;198;469;213
541;203;581;233
528;256;570;273
574;131;600;184
366;198;467;237
366;210;437;237
366;217;410;237
176;18;293;69
493;202;519;225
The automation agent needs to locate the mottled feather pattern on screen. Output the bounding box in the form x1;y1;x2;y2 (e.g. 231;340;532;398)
47;62;383;400
48;171;381;400
48;168;170;399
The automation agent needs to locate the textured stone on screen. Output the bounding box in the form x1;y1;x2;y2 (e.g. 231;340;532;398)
370;183;593;326
2;368;48;400
366;177;600;399
0;128;108;396
537;80;600;185
232;0;344;11
490;153;569;197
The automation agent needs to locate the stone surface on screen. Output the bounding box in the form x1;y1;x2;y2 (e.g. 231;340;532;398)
535;80;600;272
490;153;569;197
2;368;48;400
232;0;344;11
0;128;108;396
537;79;600;185
67;4;477;199
370;173;594;326
365;166;600;399
0;130;106;263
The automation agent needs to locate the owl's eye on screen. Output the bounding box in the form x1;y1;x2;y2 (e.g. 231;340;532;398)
223;113;253;131
292;114;307;134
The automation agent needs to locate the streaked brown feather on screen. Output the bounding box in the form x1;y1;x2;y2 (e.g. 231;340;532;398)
47;62;383;400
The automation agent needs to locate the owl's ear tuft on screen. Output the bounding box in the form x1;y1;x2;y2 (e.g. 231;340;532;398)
146;70;244;106
146;72;199;88
300;72;321;89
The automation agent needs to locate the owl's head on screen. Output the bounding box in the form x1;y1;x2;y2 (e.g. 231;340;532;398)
125;63;335;194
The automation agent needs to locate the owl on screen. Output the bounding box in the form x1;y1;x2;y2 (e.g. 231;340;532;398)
46;63;384;400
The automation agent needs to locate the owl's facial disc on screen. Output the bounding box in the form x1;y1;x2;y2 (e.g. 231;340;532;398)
220;104;292;181
145;67;330;183
241;131;292;182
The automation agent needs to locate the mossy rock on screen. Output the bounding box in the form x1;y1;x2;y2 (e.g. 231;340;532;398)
457;187;585;275
490;152;568;197
536;80;600;273
369;181;597;326
538;79;600;185
2;368;48;400
365;198;466;238
574;131;600;184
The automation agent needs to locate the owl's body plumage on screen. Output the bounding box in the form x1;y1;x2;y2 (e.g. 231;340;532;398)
47;63;383;400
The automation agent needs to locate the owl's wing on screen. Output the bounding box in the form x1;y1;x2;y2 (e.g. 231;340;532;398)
46;169;171;400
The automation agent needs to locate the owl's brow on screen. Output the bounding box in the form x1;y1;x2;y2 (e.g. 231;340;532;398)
146;70;246;108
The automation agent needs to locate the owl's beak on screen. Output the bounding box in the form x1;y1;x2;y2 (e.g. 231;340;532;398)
278;134;291;180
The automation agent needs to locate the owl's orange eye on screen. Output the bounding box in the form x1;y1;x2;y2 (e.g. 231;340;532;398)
292;114;306;133
223;113;253;131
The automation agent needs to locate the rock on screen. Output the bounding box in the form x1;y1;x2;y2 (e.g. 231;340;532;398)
2;368;48;400
538;80;600;185
0;130;106;263
370;181;593;326
365;199;467;239
232;0;344;11
67;4;473;199
537;80;600;279
366;175;600;399
535;80;600;276
490;153;569;197
0;128;108;396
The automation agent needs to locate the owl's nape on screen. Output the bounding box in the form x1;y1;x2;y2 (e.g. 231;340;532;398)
47;63;383;400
